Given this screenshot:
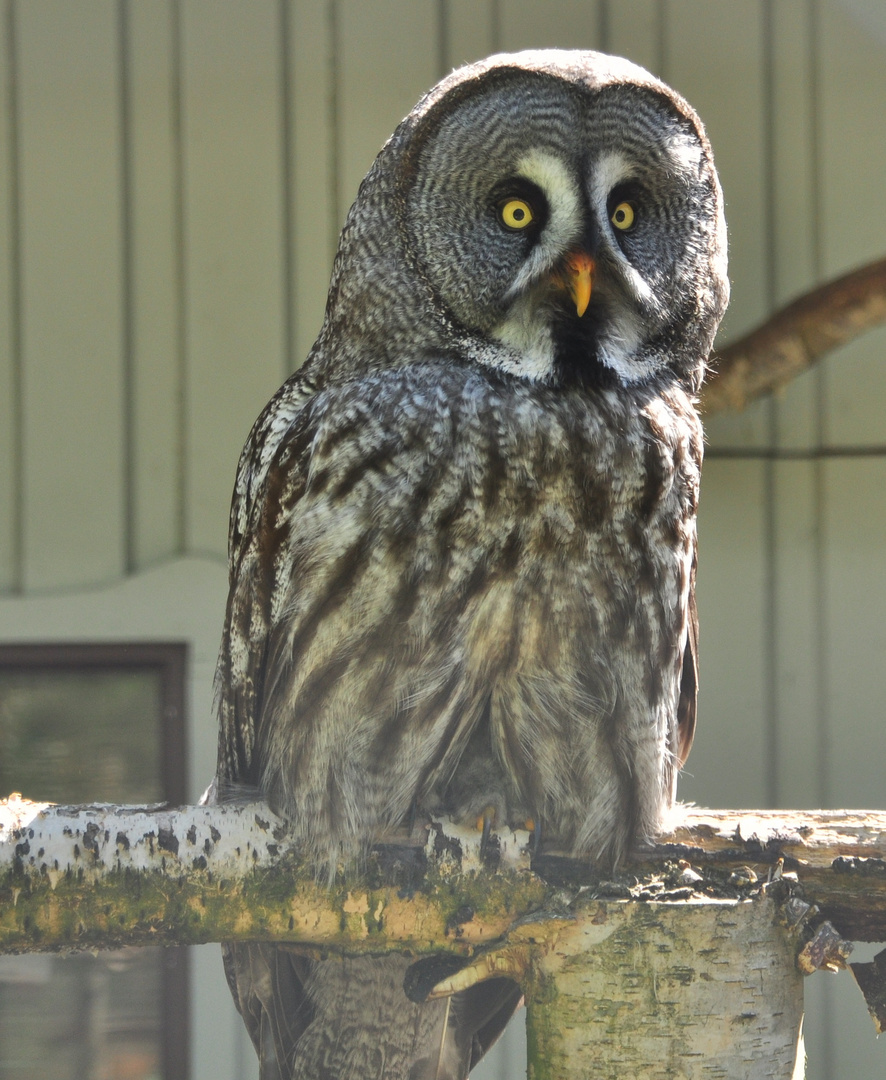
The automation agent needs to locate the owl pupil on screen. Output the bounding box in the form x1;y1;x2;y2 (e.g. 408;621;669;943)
513;208;525;221
615;210;625;223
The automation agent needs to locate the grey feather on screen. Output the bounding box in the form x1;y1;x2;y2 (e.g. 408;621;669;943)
214;48;728;1079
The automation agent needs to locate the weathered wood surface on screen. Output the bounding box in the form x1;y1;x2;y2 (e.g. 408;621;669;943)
701;256;886;414
0;796;545;954
521;897;806;1080
1;797;884;954
5;797;884;1077
636;807;886;942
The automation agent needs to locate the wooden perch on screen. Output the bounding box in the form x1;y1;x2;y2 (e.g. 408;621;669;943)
701;257;886;414
3;797;884;1077
2;798;884;954
850;947;886;1035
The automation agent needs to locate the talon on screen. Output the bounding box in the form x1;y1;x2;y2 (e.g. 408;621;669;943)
477;806;496;855
406;797;419;835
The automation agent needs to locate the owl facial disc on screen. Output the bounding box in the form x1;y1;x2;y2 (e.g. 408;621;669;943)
397;56;728;393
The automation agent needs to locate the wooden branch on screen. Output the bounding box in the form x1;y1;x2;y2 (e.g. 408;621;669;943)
850;947;886;1035
1;797;884;953
634;807;886;942
5;797;883;1074
701;257;886;414
0;796;546;954
521;895;806;1078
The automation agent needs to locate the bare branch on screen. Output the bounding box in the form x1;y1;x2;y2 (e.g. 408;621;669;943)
2;798;885;953
0;797;544;955
5;797;884;1061
634;807;886;942
701;258;886;414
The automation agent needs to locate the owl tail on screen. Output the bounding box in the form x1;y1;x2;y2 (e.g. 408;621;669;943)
223;943;521;1080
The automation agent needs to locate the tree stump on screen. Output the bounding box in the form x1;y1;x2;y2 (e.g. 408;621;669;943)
3;798;884;1078
523;898;805;1079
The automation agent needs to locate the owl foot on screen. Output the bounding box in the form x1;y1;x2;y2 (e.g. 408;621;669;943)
406;796;419;837
529;816;542;855
476;805;497;857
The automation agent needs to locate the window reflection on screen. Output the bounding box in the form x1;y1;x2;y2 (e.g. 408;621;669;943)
0;646;188;1080
0;670;162;804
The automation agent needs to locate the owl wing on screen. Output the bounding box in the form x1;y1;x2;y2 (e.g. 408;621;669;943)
215;377;523;1079
224;945;522;1080
215;392;316;793
676;556;698;770
223;942;315;1080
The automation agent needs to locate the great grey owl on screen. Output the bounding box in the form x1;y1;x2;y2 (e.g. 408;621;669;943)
213;49;728;1080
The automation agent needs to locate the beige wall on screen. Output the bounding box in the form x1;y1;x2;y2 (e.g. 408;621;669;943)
1;2;884;1077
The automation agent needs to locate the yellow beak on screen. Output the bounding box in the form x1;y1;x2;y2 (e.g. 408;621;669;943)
561;251;595;317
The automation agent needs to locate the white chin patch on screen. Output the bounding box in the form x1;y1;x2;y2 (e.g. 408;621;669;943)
490;300;557;381
489;306;662;387
598;312;662;385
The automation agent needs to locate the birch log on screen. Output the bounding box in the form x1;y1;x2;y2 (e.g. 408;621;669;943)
701;256;886;414
2;798;885;950
3;798;885;1077
523;898;806;1080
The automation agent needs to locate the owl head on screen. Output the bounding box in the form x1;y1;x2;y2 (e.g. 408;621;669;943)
314;50;728;395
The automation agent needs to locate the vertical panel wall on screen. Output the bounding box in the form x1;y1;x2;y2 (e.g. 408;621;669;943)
15;1;127;590
289;0;336;367
179;0;287;556
0;2;19;593
0;3;884;1078
126;1;186;570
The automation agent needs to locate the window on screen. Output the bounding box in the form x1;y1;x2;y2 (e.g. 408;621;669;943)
0;644;189;1080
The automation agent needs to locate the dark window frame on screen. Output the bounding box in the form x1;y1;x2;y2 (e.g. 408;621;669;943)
0;641;190;1080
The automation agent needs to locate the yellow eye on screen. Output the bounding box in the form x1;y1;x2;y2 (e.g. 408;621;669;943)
611;201;635;231
500;198;534;230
